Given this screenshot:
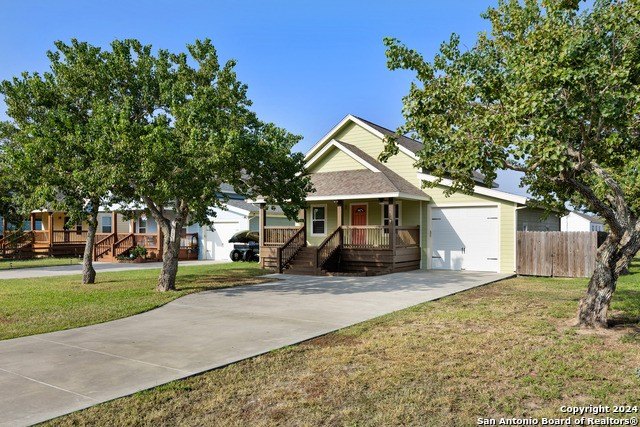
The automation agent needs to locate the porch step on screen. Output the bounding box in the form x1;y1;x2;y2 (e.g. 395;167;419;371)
283;246;320;275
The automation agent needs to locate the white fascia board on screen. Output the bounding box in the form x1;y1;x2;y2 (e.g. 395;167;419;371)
221;204;252;216
249;192;430;203
417;172;528;205
305;139;380;172
306;192;430;202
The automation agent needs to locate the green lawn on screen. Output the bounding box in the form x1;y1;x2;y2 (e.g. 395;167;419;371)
0;262;264;340
0;257;81;270
47;260;640;426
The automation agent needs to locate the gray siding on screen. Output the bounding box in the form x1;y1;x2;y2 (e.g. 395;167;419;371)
517;208;560;231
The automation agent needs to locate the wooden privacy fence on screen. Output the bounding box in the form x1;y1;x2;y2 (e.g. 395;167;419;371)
517;231;603;278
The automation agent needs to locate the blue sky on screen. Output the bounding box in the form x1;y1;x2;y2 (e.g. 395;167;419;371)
0;0;527;195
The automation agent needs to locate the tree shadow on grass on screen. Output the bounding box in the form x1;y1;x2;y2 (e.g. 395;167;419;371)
609;289;640;327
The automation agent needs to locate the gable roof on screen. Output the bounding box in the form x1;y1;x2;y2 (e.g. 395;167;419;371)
304;137;428;201
354;116;424;156
569;211;604;224
305;114;494;187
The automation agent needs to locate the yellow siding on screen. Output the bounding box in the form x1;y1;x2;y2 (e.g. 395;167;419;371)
308;147;365;173
310;120;519;273
334;122;385;155
500;203;517;273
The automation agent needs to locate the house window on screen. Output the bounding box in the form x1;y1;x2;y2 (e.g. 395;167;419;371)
382;203;401;228
101;216;112;233
138;217;147;234
311;205;326;235
34;220;43;231
75;221;82;232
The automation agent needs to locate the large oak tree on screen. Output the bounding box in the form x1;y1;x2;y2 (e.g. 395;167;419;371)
104;39;311;291
0;40;117;284
382;0;640;327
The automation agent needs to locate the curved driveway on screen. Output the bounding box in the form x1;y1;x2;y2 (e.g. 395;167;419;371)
0;270;511;426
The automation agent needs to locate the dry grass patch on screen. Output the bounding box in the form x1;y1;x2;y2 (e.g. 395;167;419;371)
47;267;640;426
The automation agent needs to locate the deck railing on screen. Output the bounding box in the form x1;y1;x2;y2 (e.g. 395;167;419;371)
52;230;88;244
278;227;305;273
317;227;342;269
134;233;159;249
342;225;390;248
33;230;49;243
94;233;115;259
264;226;299;246
113;233;135;258
180;233;198;249
262;225;420;251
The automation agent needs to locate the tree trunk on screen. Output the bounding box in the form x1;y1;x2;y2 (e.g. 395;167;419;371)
156;223;182;292
82;206;99;284
577;234;624;328
577;261;617;328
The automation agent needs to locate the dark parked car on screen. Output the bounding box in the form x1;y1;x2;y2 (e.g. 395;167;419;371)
228;230;259;262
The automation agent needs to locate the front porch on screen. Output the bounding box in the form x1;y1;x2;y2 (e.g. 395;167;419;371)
0;211;199;261
259;198;423;275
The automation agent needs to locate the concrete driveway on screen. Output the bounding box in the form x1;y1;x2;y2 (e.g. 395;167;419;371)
0;260;227;280
0;270;511;426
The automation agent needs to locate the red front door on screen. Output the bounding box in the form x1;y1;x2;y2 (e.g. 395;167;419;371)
351;204;367;245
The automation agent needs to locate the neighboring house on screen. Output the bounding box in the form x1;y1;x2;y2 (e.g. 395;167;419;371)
517;208;561;232
561;211;605;232
199;185;292;261
255;114;559;275
0;185;291;261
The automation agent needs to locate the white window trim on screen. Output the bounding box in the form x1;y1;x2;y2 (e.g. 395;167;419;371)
310;204;327;236
380;201;402;227
138;217;147;234
101;216;112;234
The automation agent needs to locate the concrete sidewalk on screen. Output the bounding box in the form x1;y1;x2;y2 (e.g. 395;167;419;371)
0;270;512;426
0;260;228;280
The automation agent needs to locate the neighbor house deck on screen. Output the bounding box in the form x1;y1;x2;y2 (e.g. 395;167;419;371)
0;211;198;261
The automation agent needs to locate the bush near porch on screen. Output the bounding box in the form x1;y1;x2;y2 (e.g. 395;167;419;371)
48;260;640;426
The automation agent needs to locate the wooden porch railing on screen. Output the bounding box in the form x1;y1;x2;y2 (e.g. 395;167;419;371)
94;233;115;259
180;233;198;249
33;230;49;244
277;227;305;273
342;225;390;248
0;231;34;256
134;233;159;249
265;226;299;246
52;230;88;244
113;233;135;258
317;227;342;269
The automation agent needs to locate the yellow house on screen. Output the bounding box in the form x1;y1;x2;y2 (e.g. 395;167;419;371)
258;114;558;275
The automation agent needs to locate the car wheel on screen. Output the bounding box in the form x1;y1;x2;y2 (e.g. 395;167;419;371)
230;250;243;262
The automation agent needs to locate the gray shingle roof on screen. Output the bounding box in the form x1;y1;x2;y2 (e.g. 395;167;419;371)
355;116;496;188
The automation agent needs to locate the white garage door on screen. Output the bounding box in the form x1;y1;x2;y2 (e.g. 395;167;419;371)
202;221;245;261
430;206;499;272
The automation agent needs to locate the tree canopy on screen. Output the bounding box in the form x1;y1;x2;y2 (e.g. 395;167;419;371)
383;0;640;327
0;40;119;283
102;39;312;290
